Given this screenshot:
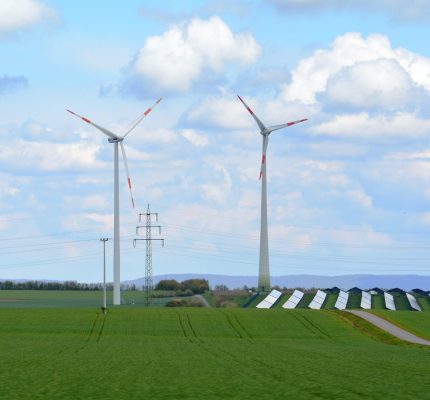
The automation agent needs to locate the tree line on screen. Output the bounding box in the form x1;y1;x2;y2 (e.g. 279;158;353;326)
155;279;209;295
0;280;137;291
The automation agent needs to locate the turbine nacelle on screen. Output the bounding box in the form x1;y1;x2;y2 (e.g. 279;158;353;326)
108;137;123;143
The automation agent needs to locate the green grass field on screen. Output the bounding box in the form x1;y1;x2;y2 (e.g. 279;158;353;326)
0;307;429;400
0;290;176;308
370;310;430;340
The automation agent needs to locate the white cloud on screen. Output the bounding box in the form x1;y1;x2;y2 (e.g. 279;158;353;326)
385;150;430;161
201;164;233;204
268;0;430;21
0;0;56;33
181;129;208;147
125;16;260;93
62;213;113;232
281;32;430;107
0;140;104;171
347;190;372;208
186;95;254;129
325;59;419;110
127;127;178;145
312;112;430;139
63;195;108;211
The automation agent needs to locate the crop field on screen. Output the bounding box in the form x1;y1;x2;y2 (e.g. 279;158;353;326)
0;307;429;400
0;290;175;308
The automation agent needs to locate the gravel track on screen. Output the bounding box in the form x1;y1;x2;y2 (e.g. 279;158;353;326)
347;310;430;346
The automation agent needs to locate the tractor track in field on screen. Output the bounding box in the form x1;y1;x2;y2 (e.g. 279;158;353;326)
175;312;300;389
177;313;192;342
97;313;107;342
232;313;253;339
222;312;246;339
298;313;334;341
86;313;100;342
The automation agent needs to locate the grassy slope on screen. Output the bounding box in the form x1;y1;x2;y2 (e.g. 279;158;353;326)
416;295;430;311
322;293;336;309
370;310;430;341
391;293;411;311
372;294;386;309
296;293;313;308
346;292;361;309
0;308;429;400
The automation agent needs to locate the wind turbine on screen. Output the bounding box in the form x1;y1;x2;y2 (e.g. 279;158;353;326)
67;98;162;305
237;95;307;292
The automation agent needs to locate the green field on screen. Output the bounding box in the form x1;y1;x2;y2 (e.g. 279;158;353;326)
371;310;430;340
0;307;429;400
0;290;176;308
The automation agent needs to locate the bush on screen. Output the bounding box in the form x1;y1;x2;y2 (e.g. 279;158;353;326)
155;279;182;291
165;298;205;307
181;279;209;294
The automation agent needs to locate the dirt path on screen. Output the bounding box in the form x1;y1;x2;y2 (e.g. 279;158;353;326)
346;310;430;346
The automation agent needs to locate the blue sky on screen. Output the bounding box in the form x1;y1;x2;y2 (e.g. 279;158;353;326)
1;0;430;284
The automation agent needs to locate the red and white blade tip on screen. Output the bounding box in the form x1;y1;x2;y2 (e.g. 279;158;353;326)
66;109;91;124
237;95;255;115
288;118;308;126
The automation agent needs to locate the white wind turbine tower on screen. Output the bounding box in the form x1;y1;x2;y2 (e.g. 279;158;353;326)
67;98;162;305
237;95;307;292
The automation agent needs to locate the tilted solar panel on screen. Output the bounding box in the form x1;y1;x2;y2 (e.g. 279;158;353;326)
282;290;304;309
384;292;396;311
256;289;282;309
406;293;421;311
308;290;327;309
360;291;372;309
334;290;349;310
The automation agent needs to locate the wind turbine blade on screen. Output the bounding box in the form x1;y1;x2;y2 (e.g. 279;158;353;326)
122;97;163;138
237;95;267;132
267;118;308;133
66;109;120;140
119;141;135;209
259;135;269;180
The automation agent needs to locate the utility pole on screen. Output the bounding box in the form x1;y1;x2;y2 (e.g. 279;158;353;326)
133;204;164;306
100;238;109;314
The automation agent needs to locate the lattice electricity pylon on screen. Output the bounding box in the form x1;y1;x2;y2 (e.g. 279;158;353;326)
133;204;164;306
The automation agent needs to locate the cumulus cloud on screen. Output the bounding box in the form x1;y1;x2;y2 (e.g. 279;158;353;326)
312;112;430;138
186;95;253;129
122;16;260;95
281;32;430;107
0;0;56;34
325;59;422;111
0;75;28;94
181;129;209;147
268;0;430;21
0;141;104;171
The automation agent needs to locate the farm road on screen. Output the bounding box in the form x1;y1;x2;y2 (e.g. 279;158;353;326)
347;310;430;346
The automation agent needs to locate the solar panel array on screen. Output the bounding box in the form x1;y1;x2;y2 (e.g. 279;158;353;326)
384;292;396;310
334;290;349;310
360;291;372;309
256;289;282;309
308;290;327;309
406;293;422;311
282;290;304;309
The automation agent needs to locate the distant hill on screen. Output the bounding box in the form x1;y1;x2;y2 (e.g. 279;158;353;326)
123;274;430;291
3;274;429;291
